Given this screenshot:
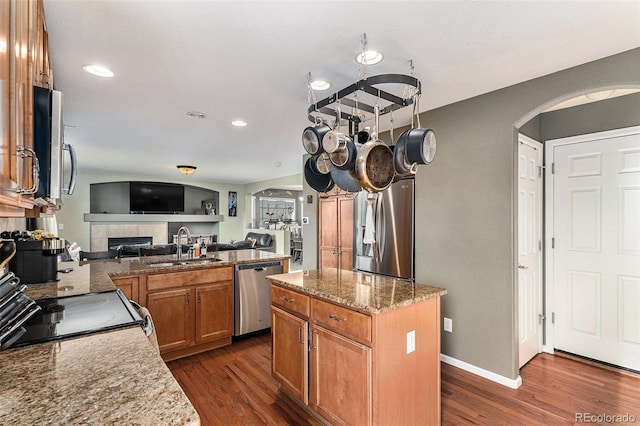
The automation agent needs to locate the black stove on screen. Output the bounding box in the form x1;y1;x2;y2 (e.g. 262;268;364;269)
11;289;143;348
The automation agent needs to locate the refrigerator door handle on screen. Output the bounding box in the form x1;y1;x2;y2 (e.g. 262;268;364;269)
375;193;384;262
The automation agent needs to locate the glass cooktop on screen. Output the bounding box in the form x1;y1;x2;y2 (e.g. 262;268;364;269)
11;289;143;348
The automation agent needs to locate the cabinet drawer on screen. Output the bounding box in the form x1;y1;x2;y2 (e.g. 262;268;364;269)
312;299;371;345
147;267;232;292
271;286;310;318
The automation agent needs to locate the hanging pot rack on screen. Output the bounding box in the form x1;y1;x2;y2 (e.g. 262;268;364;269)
307;73;421;132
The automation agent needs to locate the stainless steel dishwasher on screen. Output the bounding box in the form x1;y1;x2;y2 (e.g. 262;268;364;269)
234;260;283;336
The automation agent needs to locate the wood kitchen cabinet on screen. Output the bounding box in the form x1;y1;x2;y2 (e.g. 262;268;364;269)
146;267;234;361
271;306;308;404
270;280;442;426
111;275;141;304
0;0;51;215
319;194;353;270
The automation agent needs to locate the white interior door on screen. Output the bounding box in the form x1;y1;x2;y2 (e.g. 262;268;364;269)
518;135;543;368
549;127;640;371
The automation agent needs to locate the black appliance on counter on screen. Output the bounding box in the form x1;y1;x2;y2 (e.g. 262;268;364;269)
10;289;144;348
9;239;65;284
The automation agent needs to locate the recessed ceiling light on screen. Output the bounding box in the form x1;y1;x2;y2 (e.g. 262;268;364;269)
82;64;114;78
231;120;248;127
186;111;207;119
355;50;384;65
310;80;331;91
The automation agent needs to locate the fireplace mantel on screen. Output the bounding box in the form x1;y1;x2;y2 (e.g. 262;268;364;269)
84;213;224;223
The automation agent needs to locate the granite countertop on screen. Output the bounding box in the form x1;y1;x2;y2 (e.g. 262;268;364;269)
25;249;289;300
267;268;446;314
4;249;289;424
0;328;199;425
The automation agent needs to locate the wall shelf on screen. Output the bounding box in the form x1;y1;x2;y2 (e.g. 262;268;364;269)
84;213;224;223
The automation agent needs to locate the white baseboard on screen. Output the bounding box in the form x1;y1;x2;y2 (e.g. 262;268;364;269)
440;354;522;389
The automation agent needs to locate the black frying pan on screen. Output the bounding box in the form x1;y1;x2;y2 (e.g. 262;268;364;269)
330;165;362;193
305;158;335;193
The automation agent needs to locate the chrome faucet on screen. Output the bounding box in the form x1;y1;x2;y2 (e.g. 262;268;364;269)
176;226;191;260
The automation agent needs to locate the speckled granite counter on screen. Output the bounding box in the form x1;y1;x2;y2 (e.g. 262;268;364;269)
25;249;289;300
267;268;446;313
4;249;288;425
0;328;199;425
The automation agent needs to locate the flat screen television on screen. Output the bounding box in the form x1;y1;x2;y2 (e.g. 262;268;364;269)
129;182;184;214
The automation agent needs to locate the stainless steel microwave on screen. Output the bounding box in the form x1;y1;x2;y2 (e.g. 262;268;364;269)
33;86;77;205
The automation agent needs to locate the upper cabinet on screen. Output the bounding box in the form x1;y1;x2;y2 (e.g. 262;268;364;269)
0;0;51;216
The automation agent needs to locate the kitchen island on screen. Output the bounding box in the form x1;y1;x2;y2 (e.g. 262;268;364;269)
268;269;446;426
0;249;289;425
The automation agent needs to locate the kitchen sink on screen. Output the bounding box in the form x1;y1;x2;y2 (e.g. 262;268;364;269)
147;258;222;268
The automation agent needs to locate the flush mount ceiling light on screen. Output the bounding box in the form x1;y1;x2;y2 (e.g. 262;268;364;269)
585;90;616;101
310;80;331;91
82;64;114;78
176;165;197;175
231;120;248;127
186;111;207;119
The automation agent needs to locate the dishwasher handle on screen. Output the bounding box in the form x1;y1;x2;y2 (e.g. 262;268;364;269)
235;261;283;271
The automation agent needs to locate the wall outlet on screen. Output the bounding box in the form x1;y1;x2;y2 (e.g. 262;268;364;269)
443;317;453;333
58;223;64;230
406;330;415;354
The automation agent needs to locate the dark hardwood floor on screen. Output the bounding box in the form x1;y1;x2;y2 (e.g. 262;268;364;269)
167;333;640;425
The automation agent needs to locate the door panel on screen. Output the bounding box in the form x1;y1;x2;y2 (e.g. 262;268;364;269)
196;282;233;343
552;130;640;370
271;307;308;404
147;288;192;352
518;136;543;367
337;196;353;271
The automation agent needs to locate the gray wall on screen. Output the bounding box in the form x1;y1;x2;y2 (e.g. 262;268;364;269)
541;92;640;140
416;48;639;380
303;48;640;380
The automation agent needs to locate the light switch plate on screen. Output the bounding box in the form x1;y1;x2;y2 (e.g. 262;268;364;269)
444;317;453;333
406;330;415;354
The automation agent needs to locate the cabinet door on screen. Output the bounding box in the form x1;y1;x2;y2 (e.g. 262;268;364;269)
310;325;371;426
0;1;10;182
337;196;354;271
195;281;233;343
318;197;338;269
147;288;193;353
112;276;140;304
271;306;308;404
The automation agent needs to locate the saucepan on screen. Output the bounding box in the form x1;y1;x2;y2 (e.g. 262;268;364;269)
304;157;335;193
302;122;332;155
403;128;436;165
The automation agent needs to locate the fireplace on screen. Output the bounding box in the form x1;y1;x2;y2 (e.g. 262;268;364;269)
108;236;153;250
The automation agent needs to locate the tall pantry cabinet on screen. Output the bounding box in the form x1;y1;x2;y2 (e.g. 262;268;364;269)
318;189;354;270
0;0;52;217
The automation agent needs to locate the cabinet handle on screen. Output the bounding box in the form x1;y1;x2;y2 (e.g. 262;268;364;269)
197;290;201;303
328;314;347;322
310;329;317;350
7;146;40;195
186;292;190;305
280;296;294;303
298;325;304;344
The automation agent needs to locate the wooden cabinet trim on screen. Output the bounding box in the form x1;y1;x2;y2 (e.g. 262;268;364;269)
312;298;372;345
271;285;310;318
147;266;233;291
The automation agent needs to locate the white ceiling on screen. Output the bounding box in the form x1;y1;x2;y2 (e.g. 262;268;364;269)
43;1;640;185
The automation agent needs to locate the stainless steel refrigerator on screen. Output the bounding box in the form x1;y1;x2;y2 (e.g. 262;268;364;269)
354;178;414;280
